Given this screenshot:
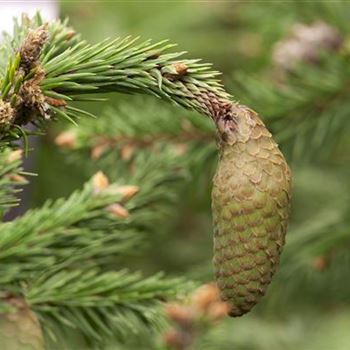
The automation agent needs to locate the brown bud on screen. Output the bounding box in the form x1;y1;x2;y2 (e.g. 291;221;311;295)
0;100;15;126
65;31;76;41
91;143;108;160
173;63;188;76
174;143;187;156
120;144;135;161
191;283;220;313
55;131;76;149
8;174;27;184
311;255;328;272
6;150;23;163
46;97;67;107
164;303;195;326
19;24;49;71
163;63;188;81
207;301;230;321
115;185;139;202
106;203;129;219
18;70;51;121
91;171;109;193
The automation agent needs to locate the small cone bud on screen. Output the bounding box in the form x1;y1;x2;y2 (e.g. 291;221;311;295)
8;174;27;184
46;97;67;107
120;144;134;160
174;143;187;156
207;302;231;321
19;24;49;71
115;185;139;202
92;171;109;194
106;203;129;219
162;63;188;81
0;100;15;126
91;143;108;160
311;256;328;272
173;63;188;76
164;303;195;326
65;31;76;40
7;149;23;163
191;283;219;313
55;131;77;149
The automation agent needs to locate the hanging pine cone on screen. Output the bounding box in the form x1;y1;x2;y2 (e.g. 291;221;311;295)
212;103;291;316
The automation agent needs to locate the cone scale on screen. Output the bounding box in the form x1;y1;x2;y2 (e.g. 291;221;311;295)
211;103;291;317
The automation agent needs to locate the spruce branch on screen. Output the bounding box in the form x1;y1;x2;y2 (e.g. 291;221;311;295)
56;101;214;153
0;161;189;346
55;100;216;177
0;156;185;286
30;269;189;346
0;13;235;146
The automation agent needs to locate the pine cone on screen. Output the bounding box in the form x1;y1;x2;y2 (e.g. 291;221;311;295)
212;104;291;316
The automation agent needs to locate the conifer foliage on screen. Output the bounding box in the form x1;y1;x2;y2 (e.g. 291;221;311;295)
0;13;230;349
2;2;350;349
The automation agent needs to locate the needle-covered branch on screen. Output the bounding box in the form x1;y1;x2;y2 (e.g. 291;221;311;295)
0;153;189;346
0;13;233;147
55;100;216;176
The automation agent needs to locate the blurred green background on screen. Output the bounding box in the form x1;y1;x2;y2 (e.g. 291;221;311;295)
28;1;350;349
